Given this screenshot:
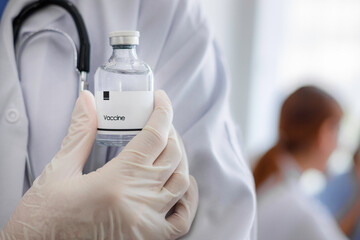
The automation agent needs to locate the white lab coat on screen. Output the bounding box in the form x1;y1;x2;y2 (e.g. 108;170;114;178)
0;0;256;239
257;166;347;240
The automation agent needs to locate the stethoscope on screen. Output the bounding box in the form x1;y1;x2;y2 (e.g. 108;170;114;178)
13;0;90;186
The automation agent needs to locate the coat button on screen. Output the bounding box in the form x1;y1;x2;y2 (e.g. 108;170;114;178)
6;109;20;123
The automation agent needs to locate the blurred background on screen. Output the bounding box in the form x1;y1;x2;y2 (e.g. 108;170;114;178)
199;0;360;195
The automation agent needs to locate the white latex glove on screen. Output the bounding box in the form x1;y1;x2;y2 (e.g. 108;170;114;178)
1;90;198;240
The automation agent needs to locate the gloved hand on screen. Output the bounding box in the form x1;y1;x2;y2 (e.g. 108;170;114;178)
1;90;198;240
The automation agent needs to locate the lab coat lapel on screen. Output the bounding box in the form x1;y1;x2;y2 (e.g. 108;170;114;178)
0;0;30;228
0;0;72;228
14;0;77;39
0;0;73;228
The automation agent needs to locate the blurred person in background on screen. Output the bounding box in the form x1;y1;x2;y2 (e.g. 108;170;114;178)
318;143;360;239
253;86;347;240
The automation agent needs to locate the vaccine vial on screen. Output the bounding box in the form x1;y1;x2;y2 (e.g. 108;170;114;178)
95;31;154;148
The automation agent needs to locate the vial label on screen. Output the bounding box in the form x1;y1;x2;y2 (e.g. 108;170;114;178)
96;91;154;135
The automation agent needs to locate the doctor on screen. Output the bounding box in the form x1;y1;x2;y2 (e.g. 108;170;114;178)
254;86;346;240
0;0;256;239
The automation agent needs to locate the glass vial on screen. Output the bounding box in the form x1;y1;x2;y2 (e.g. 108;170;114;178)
95;31;154;148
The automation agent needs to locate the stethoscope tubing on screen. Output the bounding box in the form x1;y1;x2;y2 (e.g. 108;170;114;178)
13;0;90;73
13;0;91;186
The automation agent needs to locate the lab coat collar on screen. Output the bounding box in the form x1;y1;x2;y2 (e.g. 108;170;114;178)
280;157;303;182
2;0;76;65
5;0;78;41
258;154;303;195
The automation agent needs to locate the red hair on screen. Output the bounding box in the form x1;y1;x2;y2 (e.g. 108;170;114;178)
253;86;343;190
